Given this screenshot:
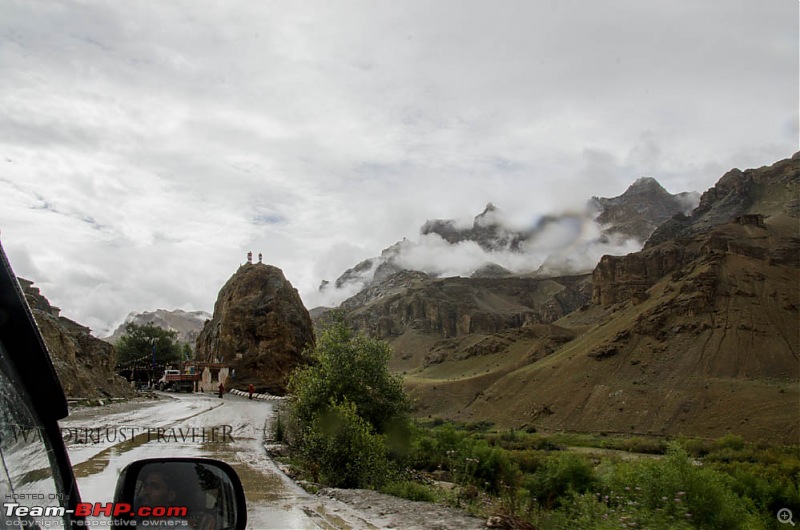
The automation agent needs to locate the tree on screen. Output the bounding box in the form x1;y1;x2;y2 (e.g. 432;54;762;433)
288;312;409;435
115;322;182;370
284;312;410;488
181;342;193;361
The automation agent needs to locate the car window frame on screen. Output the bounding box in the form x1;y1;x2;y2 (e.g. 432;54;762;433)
0;241;84;527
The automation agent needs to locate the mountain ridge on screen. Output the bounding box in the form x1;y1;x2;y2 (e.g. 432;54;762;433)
319;176;698;305
403;153;799;443
103;308;211;345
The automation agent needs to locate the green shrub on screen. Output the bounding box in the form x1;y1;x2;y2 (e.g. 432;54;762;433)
381;480;437;502
410;423;472;473
288;312;410;435
720;461;800;521
542;491;696;530
619;436;667;455
465;420;494;432
608;444;757;529
467;442;519;494
509;450;546;474
525;453;597;509
283;313;411;489
300;400;389;489
712;434;746;452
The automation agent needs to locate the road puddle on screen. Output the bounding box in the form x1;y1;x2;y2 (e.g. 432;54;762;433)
201;443;285;503
71;431;153;478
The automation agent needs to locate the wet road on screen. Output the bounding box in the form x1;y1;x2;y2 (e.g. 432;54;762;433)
59;392;361;529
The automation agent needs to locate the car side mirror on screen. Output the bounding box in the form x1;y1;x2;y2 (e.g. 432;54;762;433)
112;458;247;530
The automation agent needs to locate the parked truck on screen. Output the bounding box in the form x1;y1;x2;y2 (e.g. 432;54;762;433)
158;368;201;392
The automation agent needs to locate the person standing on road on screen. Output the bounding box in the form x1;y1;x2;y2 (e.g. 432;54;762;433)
218;382;224;398
248;383;254;400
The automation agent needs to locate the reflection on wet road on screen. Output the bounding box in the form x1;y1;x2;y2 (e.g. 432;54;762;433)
60;392;325;529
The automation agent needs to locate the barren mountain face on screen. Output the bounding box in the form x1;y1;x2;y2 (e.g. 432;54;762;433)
320;155;799;444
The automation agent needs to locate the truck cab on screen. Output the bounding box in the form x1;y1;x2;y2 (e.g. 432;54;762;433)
158;368;201;392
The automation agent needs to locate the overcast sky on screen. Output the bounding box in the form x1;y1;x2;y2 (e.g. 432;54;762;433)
1;0;797;336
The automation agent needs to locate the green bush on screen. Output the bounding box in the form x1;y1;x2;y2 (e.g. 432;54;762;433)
284;313;410;489
300;400;389;488
381;481;437;502
468;442;519;494
607;444;757;529
288;312;409;435
541;491;695;530
719;461;800;521
508;450;546;474
410;423;471;473
525;453;597;509
712;434;746;452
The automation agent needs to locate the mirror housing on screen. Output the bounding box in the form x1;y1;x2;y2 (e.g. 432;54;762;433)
112;458;247;530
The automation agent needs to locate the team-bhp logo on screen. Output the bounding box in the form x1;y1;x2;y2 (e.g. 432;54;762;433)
4;502;189;527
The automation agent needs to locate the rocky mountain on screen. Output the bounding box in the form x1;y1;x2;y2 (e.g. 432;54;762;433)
421;203;525;251
20;279;133;399
104;309;211;346
590;177;700;241
320;177;698;301
195;263;315;395
313;266;591;383
405;154;799;443
647;154;799;246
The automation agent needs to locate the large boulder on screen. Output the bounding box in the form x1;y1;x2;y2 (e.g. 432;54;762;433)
195;263;315;395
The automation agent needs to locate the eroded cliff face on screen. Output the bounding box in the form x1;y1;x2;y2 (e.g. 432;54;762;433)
647;153;800;247
20;279;133;399
593;155;799;308
592;241;692;307
344;273;592;341
195;263;315;395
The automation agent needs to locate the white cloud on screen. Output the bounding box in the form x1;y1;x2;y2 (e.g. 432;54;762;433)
0;0;796;334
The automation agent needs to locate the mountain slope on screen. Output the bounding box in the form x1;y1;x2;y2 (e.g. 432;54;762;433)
104;309;211;345
408;154;799;443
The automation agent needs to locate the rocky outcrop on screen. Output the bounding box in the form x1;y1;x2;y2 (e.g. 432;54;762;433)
195;263;315;395
591;177;699;242
592;239;695;307
647;155;799;247
470;263;513;278
342;272;592;340
421;203;525;251
595;155;800;307
20;279;133;399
